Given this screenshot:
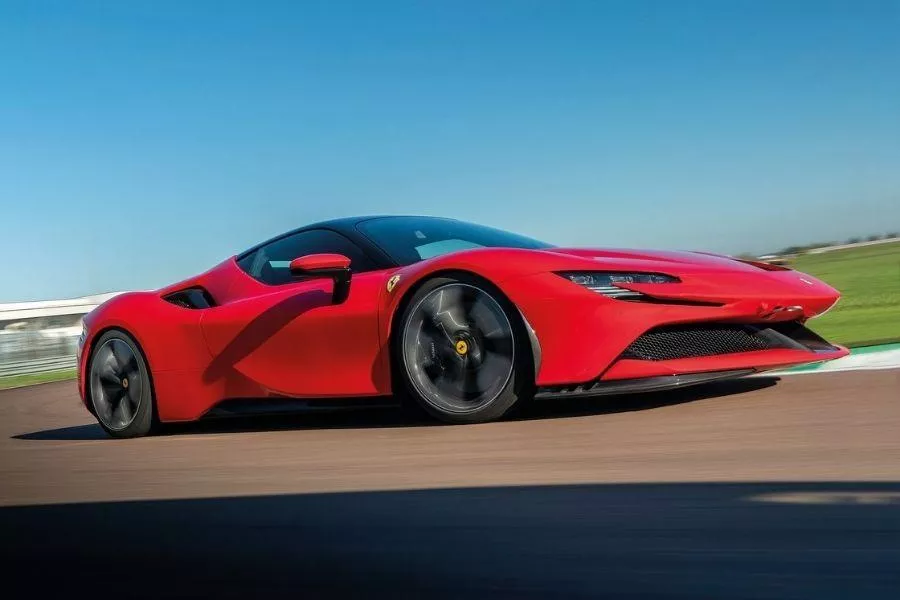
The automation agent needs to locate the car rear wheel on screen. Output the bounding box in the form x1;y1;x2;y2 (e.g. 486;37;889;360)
88;330;154;438
397;275;533;424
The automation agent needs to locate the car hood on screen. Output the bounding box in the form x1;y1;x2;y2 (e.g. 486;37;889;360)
543;247;767;274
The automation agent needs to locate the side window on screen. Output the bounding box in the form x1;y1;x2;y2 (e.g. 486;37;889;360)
237;230;374;285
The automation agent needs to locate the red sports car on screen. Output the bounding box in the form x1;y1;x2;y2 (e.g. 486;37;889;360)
77;216;847;437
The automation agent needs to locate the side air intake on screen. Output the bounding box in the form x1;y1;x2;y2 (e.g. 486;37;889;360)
162;287;216;309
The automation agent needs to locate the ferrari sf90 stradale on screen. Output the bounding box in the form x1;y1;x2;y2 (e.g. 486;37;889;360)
77;216;847;437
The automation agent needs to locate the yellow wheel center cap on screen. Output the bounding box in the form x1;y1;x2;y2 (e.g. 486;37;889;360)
455;340;469;355
122;378;129;389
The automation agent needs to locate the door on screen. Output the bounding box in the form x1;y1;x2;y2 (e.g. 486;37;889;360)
201;229;389;397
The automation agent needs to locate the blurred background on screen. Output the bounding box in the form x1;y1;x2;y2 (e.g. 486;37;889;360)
1;1;897;387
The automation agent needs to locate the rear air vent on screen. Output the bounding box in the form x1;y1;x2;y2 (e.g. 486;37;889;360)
162;287;216;309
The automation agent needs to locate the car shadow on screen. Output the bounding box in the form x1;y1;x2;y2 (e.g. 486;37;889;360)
14;376;779;440
521;374;780;420
13;423;110;441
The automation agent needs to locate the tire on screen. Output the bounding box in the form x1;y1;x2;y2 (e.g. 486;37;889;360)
87;330;155;438
395;274;534;424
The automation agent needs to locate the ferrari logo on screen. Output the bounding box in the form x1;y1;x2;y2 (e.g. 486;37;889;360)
455;340;468;355
387;275;401;292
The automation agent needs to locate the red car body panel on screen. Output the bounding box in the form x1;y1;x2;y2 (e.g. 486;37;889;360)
78;224;848;423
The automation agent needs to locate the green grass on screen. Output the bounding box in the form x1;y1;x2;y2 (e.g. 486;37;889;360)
0;368;76;391
791;240;900;347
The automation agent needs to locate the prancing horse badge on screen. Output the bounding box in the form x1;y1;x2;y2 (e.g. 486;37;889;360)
387;275;401;292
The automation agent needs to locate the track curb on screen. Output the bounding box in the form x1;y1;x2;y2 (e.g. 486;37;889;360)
773;343;900;375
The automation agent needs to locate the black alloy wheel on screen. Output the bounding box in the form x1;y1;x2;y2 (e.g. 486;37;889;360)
89;330;154;438
398;275;532;423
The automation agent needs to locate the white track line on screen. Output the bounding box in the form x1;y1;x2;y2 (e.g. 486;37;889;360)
768;347;900;376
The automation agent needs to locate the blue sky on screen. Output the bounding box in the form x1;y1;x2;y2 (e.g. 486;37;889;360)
1;0;898;301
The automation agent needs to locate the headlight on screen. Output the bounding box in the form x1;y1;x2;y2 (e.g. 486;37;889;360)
558;271;679;299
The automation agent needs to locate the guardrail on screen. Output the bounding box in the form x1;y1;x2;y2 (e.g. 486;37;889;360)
0;355;76;377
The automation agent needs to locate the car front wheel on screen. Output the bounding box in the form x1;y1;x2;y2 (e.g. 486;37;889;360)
397;275;533;424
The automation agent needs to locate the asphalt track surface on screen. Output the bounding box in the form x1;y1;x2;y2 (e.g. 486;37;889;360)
1;370;898;598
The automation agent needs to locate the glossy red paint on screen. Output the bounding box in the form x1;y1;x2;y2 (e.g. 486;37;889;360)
289;253;351;273
78;241;848;423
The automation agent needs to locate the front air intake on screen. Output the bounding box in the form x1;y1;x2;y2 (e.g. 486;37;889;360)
621;321;835;361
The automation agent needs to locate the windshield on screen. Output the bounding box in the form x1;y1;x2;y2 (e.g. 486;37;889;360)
357;217;553;266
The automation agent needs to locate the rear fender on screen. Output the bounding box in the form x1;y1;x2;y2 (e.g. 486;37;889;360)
80;292;215;417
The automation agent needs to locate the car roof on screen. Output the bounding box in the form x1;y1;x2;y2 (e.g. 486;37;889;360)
304;215;455;232
235;215;456;266
304;215;395;233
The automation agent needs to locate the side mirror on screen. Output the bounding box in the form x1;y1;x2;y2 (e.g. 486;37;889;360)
289;254;352;304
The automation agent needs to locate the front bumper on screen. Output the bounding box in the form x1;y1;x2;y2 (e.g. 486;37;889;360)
501;272;848;387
